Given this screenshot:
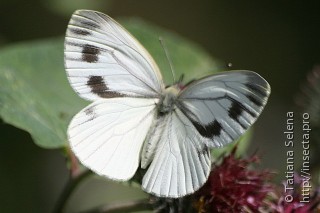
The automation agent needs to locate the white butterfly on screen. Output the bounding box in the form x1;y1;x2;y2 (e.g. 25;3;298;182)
64;10;271;198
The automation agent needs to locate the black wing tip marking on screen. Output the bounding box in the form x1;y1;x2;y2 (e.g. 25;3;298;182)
185;94;266;141
245;81;270;107
87;75;125;98
72;11;101;29
82;44;100;63
245;83;269;98
80;21;100;29
246;94;263;107
228;80;271;128
70;28;91;36
192;120;222;138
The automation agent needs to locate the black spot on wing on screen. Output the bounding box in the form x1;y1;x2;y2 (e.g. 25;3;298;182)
228;101;243;122
84;106;96;121
87;76;125;98
228;100;251;129
192;120;222;138
226;96;256;118
197;146;210;157
70;28;91;36
84;106;94;116
87;76;107;93
82;44;100;63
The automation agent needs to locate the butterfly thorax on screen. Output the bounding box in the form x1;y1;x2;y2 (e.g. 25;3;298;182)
158;86;180;115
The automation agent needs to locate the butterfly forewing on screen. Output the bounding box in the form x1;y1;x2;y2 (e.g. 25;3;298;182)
65;10;164;101
177;70;270;147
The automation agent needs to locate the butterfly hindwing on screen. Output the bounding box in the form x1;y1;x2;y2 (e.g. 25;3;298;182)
178;70;271;147
141;108;211;198
65;10;164;101
68;98;157;180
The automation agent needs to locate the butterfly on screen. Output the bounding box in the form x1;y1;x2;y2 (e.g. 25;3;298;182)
64;10;271;198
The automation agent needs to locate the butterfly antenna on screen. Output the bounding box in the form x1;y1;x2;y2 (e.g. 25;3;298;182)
159;37;176;84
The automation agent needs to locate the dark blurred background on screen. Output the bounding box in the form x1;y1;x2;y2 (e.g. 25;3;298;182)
1;1;320;212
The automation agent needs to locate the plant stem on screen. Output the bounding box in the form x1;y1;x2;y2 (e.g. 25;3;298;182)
53;169;92;213
78;199;153;213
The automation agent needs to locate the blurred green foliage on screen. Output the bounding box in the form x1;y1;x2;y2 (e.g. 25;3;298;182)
44;0;111;16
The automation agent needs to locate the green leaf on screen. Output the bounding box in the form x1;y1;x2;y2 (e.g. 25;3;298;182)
0;38;87;148
0;18;222;149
